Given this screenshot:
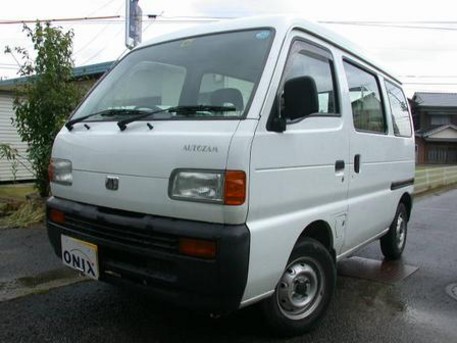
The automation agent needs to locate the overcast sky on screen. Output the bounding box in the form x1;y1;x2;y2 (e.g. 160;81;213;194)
1;0;457;96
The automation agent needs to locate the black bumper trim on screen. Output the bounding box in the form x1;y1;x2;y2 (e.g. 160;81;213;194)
46;197;250;313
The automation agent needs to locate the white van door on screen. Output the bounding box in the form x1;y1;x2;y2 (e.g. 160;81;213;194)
342;60;397;250
244;38;350;300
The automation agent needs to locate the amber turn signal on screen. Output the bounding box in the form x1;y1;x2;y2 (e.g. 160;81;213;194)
179;238;217;259
224;170;246;206
49;209;65;224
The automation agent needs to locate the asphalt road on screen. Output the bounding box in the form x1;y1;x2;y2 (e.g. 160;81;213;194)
1;189;457;342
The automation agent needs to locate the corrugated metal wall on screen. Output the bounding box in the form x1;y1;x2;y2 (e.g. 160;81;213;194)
0;93;34;182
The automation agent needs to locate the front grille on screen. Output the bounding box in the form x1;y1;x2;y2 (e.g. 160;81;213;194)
63;214;179;254
102;247;176;284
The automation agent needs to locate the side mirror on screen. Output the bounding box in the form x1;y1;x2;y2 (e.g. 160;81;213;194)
267;96;286;133
283;76;318;120
269;115;287;133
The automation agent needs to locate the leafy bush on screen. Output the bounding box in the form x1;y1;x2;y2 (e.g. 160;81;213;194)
5;22;83;196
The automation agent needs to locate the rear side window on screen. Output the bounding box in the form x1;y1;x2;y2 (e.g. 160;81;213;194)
385;81;412;137
283;40;339;116
344;61;386;133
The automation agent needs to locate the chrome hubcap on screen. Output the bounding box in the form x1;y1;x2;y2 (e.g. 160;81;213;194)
276;258;324;320
396;213;406;249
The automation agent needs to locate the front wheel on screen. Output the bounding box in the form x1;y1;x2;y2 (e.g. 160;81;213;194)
261;238;336;337
380;203;408;260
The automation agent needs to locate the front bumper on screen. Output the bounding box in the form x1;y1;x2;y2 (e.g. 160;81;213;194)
46;197;250;313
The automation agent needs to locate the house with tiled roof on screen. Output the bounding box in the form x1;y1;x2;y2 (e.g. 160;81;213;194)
412;92;457;164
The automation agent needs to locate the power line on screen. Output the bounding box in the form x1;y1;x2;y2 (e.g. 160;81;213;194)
79;24;124;65
2;16;457;27
160;14;235;20
86;0;118;17
78;10;160;65
321;20;457;25
400;75;457;79
0;15;120;25
142;13;160;34
73;3;124;57
73;23;113;57
403;82;457;85
320;21;457;31
0;65;19;70
0;16;215;27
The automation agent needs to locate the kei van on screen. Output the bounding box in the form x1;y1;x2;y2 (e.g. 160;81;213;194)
47;15;415;336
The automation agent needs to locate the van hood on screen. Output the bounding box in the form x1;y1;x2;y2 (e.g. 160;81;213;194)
51;120;243;223
54;121;236;177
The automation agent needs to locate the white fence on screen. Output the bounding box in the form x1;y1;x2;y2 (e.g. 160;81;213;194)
415;165;457;194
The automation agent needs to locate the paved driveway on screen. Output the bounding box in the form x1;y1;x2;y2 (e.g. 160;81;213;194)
1;189;456;342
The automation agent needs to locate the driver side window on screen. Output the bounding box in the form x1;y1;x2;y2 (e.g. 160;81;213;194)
282;40;339;118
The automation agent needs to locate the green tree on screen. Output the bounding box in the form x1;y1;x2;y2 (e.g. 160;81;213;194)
5;22;82;196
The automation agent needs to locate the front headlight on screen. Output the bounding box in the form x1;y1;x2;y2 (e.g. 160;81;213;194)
169;170;224;203
169;169;246;205
48;158;72;185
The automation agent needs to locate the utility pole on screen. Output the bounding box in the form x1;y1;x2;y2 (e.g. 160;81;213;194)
125;0;142;49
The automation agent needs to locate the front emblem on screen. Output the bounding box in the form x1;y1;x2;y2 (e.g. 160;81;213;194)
105;176;119;191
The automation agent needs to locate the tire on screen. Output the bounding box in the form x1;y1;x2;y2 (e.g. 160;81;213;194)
380;203;408;260
261;238;336;337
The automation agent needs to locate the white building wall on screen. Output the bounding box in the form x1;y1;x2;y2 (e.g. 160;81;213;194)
430;128;457;140
0;92;34;182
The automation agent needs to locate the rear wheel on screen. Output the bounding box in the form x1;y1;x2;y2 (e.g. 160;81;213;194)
262;238;336;337
380;203;408;260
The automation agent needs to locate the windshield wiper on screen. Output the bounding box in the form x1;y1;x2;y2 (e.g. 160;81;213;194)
116;105;236;131
65;108;154;131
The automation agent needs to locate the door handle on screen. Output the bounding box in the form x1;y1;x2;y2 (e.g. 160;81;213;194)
335;160;345;172
354;154;361;173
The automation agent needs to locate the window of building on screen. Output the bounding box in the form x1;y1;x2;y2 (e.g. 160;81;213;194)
344;61;386;133
430;115;451;126
385;81;412;137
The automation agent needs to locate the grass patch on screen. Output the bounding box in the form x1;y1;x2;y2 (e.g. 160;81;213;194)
0;184;44;229
0;184;35;201
0;199;45;229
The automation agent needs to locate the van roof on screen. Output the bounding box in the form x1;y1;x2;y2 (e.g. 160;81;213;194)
139;15;401;84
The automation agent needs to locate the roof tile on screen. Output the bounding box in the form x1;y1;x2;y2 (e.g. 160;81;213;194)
414;92;457;108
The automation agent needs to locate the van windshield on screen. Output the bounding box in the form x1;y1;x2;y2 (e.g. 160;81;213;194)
71;29;274;122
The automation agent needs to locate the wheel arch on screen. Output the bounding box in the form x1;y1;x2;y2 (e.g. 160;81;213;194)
261;222;337;335
400;192;413;221
297;220;335;261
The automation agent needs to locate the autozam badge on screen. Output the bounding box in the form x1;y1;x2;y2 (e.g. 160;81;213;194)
105;176;119;191
183;144;219;153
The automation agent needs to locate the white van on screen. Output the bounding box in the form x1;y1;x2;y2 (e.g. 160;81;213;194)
47;16;415;336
